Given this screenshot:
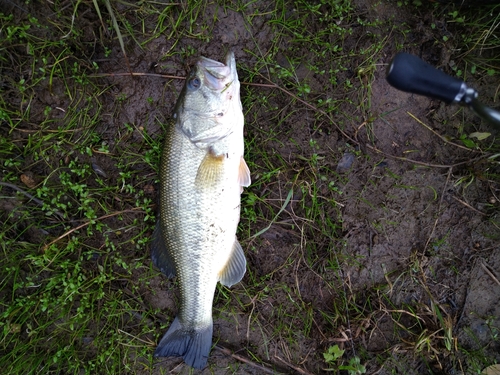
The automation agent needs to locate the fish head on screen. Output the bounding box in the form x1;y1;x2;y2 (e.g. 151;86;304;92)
175;51;243;147
196;52;237;92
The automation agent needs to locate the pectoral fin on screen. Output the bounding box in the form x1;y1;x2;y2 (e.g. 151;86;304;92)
151;221;176;278
195;151;225;187
218;239;247;287
239;156;251;188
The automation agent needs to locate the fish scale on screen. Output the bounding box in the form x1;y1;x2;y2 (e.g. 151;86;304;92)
151;51;250;369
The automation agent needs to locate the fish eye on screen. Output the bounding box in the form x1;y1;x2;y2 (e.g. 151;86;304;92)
188;77;201;90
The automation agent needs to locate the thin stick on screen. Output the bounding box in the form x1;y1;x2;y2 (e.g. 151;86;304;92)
95;71;357;145
365;144;485;168
0;181;65;220
214;345;281;374
91;71;490;172
480;261;500;287
0;181;45;206
14;127;86;133
90;72;185;80
275;355;315;375
406;111;479;153
451;195;487;216
250;75;358;143
424;168;452;251
42;206;146;251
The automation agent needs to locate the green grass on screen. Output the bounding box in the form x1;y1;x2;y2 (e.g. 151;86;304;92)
1;1;500;374
0;2;159;373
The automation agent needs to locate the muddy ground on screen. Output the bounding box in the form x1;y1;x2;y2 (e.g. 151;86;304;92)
2;0;500;374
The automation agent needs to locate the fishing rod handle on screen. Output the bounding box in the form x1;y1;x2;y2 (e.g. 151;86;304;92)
386;52;466;104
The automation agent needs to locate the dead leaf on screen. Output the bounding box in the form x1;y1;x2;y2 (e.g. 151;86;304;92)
482;364;500;375
20;173;37;189
469;132;491;141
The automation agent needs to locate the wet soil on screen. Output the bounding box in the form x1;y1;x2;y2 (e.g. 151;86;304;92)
2;0;500;374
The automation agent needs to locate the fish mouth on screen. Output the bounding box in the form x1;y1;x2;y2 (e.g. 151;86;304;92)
197;51;237;91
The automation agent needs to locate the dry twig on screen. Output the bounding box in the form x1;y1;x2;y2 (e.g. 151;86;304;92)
215;345;282;374
406;111;480;153
0;181;66;220
480;261;500;287
451;195;487;216
424;168;452;251
42;206;147;251
275;355;315;375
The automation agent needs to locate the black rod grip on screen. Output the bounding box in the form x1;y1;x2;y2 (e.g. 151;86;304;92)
386;52;464;104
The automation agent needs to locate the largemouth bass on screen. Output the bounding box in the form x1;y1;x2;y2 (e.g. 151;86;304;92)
151;51;250;369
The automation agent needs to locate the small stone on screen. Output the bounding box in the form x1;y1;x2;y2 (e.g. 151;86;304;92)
336;152;355;173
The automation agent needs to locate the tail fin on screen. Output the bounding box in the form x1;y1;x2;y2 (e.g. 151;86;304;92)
154;317;213;370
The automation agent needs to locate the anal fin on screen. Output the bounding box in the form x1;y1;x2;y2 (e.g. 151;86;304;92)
218;239;246;287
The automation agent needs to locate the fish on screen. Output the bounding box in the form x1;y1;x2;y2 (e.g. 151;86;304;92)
151;51;251;370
